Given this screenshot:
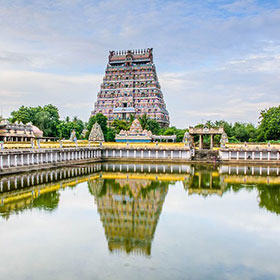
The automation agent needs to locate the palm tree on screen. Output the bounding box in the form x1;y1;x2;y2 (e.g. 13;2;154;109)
138;114;148;129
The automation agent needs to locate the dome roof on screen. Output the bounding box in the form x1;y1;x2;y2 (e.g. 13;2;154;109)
32;125;43;137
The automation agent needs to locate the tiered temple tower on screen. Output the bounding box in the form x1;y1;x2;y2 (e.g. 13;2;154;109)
92;48;170;127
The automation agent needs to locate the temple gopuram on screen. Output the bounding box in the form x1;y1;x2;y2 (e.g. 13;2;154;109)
92;48;170;127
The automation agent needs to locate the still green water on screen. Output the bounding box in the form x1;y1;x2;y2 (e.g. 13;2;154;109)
0;163;280;280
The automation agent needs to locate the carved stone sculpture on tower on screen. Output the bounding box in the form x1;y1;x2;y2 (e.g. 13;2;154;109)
89;122;105;142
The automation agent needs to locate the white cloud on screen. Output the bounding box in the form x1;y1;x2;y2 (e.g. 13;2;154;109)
0;71;102;120
0;0;280;126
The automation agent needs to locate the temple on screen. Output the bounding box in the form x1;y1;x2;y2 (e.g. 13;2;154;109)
0;120;43;142
115;119;152;142
92;48;170;127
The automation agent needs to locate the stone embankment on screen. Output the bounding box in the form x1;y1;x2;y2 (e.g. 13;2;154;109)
1;142;280;175
0;144;192;174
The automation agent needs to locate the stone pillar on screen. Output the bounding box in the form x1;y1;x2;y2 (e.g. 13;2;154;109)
277;152;280;161
210;134;214;149
141;150;144;158
199;135;203;149
7;154;10;168
268;151;271;161
113;150;115;157
252;151;255;160
163;150;166;159
14;155;18;167
229;151;231;160
0;155;2;170
260;151;263;160
237;151;239;160
134;150;136;158
244;151;247;160
127;150;129;158
179;150;182;159
156;150;158;159
171;151;173;159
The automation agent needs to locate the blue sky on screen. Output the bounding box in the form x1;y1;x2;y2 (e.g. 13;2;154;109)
0;0;280;127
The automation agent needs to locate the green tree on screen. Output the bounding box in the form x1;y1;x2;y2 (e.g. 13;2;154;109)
158;126;186;142
106;127;116;142
138;114;149;129
129;114;135;125
10;104;60;137
57;117;84;139
146;119;160;135
257;106;280;141
10;106;32;124
111;119;129;134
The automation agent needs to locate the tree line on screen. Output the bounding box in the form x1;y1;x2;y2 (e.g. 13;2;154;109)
8;104;280;143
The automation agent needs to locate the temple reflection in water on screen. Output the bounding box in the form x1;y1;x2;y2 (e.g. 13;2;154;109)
1;163;280;250
89;177;169;255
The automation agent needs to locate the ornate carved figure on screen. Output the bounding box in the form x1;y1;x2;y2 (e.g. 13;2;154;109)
183;131;194;148
69;130;77;142
220;132;229;147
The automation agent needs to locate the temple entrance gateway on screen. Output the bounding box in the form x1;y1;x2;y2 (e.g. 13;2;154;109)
189;127;226;149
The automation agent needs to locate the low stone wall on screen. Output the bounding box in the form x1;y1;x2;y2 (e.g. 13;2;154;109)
219;148;280;163
0;147;102;171
102;146;192;162
2;144;280;175
0;146;193;174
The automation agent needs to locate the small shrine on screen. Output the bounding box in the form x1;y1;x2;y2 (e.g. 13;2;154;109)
89;122;105;142
220;132;229;148
183;131;194;149
0;119;43;142
115;119;152;143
